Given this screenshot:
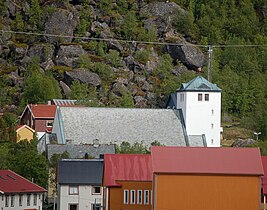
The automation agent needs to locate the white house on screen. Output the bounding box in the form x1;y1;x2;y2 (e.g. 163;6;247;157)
57;159;104;210
175;76;222;147
0;170;46;210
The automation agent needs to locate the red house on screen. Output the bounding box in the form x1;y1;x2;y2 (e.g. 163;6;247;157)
20;104;57;134
0;170;46;210
262;156;267;209
103;154;152;210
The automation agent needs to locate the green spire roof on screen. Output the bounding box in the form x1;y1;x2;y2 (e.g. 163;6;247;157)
177;76;221;92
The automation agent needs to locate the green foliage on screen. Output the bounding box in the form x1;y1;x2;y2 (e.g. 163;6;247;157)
121;10;139;40
0;1;7;17
13;13;25;31
29;0;42;30
69;80;99;106
0;112;17;142
120;92;134;108
116;141;149;154
99;0;113;15
76;0;92;37
7;140;48;188
93;62;114;80
23;68;62;104
134;48;151;65
105;50;123;67
173;9;195;37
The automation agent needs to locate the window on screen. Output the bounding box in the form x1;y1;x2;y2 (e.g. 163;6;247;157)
205;94;209;101
69;186;79;195
123;190;129;204
5;195;9;207
34;194;37;205
180;93;184;102
92;203;101;210
211;139;214;144
11;195;14;207
130;190;135;204
46;120;53;127
19;194;23;206
137;190;142;204
92;186;101;194
69;204;78;210
27;194;31;206
198;94;202;101
144;190;149;205
211;109;214;115
211;123;214;129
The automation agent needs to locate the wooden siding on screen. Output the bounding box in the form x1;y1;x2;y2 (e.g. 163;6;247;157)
16;126;34;142
108;181;152;210
154;174;261;210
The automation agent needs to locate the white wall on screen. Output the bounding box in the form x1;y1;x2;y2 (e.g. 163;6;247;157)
0;193;43;210
177;91;221;147
58;185;103;210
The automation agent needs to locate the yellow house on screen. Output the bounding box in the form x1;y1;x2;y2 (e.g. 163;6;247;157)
16;124;35;142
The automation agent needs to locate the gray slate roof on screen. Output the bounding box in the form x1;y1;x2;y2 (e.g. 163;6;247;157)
177;76;221;92
54;107;187;146
188;135;207;147
47;144;115;160
58;159;103;185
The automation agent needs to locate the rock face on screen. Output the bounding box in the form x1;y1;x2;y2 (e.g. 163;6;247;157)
163;41;206;70
231;138;256;147
28;44;55;64
56;45;86;67
64;68;101;87
44;9;78;44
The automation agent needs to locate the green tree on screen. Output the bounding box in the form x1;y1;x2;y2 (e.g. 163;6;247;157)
7;140;48;188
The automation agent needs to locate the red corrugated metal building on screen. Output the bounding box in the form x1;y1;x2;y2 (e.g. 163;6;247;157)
103;154;152;210
151;146;263;210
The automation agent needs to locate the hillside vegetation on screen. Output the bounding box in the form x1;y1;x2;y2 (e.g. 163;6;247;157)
0;0;266;141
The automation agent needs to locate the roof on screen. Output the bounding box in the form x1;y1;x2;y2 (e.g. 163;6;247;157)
104;154;152;187
21;104;57;119
261;156;267;194
188;135;207;147
16;124;35;133
165;93;177;108
177;76;221;92
51;99;78;106
0;170;46;194
58;159;103;185
46;144;115;160
54;107;188;146
151;146;263;175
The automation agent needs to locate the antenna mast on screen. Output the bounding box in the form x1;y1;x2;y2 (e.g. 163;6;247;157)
207;45;213;82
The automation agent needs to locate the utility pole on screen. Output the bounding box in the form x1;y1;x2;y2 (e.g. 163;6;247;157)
207;45;213;82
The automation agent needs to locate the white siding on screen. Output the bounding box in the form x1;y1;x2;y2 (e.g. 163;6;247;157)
58;185;103;210
178;91;221;147
0;193;43;210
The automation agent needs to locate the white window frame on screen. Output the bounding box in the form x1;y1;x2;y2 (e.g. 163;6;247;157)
124;190;129;204
198;93;203;101
19;194;23;206
92;186;101;195
205;93;209;101
137;190;142;204
130;190;135;204
5;195;9;207
11;195;14;207
69;185;79;195
27;194;31;206
144;190;149;205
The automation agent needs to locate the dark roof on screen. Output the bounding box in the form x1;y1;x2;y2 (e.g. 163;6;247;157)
58;159;103;185
0;170;46;194
103;154;152;187
165;93;177;108
261;156;267;194
177;76;221;92
47;144;115;160
151;146;263;175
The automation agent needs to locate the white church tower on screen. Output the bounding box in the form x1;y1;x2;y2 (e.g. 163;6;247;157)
176;76;222;147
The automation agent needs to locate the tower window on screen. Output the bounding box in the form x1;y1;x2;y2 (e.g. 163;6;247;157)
211;123;214;129
180;93;184;102
211;139;214;144
205;94;209;101
198;94;203;101
211;109;214;115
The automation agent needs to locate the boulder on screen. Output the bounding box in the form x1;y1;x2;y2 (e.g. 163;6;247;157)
64;68;101;87
134;96;148;108
59;81;71;97
56;45;86;67
231;139;256;147
44;9;78;44
111;83;129;97
28;44;54;63
163;40;206;71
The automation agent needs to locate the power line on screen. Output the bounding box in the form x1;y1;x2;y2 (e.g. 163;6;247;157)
1;30;267;48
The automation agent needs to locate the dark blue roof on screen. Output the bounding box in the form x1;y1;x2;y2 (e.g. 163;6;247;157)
58;159;103;185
